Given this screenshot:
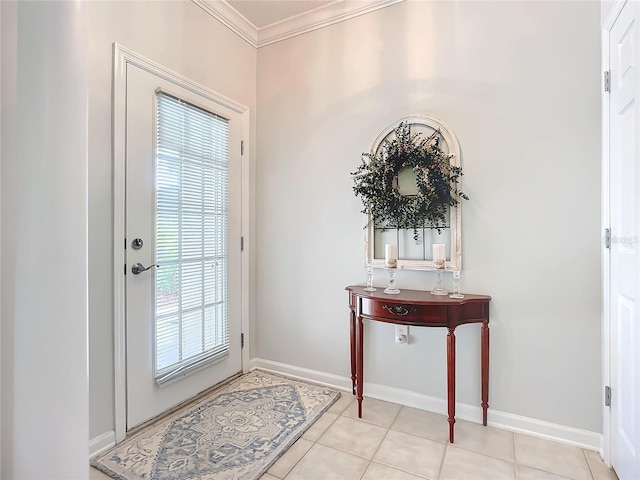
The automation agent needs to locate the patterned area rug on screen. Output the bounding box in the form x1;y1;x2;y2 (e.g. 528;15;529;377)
93;370;340;480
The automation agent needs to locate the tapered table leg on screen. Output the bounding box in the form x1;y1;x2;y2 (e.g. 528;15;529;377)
481;320;490;426
447;327;456;443
356;315;364;418
350;308;356;395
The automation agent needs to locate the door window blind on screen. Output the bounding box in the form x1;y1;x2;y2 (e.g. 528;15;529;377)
154;91;230;384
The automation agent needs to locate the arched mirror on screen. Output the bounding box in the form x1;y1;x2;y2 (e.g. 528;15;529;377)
361;115;464;271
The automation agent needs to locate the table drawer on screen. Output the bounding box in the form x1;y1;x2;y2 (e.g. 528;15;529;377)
361;298;447;324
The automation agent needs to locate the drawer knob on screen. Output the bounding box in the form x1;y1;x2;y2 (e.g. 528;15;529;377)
383;304;416;316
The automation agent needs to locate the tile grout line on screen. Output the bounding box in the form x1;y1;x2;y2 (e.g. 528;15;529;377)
513;436;593;480
435;440;449;480
359;404;405;479
371;405;448;479
582;449;596;480
359;427;391;480
282;405;344;479
278;440;309;480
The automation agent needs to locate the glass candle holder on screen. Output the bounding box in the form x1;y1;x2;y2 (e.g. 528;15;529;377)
431;271;447;295
364;265;377;292
449;270;464;298
384;268;400;294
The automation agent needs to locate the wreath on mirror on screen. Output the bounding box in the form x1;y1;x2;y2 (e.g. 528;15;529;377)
351;122;468;240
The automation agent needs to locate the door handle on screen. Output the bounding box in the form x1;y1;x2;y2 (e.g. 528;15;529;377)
131;263;157;275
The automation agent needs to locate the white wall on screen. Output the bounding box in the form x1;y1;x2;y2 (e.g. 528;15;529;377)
87;1;257;439
256;1;602;433
1;0;602;458
1;1;89;476
601;0;616;22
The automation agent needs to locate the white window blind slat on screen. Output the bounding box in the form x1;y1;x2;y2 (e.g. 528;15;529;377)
154;91;230;384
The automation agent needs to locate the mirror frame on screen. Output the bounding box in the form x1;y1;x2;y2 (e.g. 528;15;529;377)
364;115;462;271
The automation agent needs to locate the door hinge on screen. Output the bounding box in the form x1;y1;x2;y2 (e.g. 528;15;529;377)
605;228;611;249
241;236;244;251
605;385;611;407
241;333;245;349
124;264;127;275
604;70;611;93
241;140;244;155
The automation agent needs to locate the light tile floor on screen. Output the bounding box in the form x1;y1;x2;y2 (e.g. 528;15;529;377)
90;394;619;480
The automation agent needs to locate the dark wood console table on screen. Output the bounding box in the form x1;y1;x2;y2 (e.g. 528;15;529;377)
346;285;491;443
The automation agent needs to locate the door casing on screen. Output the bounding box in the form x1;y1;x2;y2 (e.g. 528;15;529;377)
112;43;251;443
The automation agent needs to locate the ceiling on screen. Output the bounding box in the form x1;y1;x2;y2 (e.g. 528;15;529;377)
226;0;335;29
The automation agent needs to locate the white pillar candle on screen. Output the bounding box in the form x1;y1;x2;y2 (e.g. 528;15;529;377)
432;243;446;269
385;244;398;268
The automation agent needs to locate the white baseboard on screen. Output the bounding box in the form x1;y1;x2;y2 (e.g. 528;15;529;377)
89;430;116;459
250;358;602;451
248;357;353;391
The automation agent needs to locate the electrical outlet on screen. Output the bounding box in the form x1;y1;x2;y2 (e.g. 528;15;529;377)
395;325;408;344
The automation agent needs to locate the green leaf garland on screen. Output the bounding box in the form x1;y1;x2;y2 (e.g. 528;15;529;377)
351;122;468;239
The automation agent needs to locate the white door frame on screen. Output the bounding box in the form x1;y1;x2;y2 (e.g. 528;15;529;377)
112;44;251;443
601;0;629;466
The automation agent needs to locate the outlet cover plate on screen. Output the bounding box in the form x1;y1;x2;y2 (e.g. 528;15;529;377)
395;325;408;344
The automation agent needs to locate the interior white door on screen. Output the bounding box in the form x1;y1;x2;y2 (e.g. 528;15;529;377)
125;64;243;429
609;1;640;478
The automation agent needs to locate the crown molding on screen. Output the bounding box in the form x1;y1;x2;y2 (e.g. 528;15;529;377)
192;0;258;48
257;0;404;48
194;0;405;49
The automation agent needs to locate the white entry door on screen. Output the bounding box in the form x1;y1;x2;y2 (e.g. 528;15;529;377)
608;1;640;478
125;64;243;429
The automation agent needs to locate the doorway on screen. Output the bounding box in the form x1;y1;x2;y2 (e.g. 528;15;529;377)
113;45;250;438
